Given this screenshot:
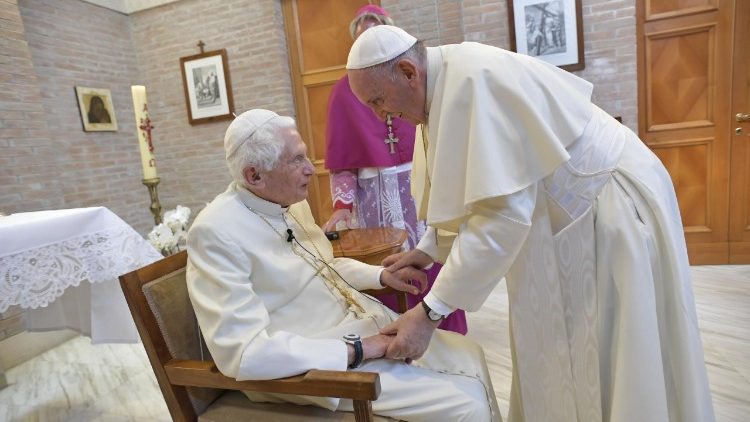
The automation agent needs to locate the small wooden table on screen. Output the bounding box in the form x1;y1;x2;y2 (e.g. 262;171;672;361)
331;227;409;312
330;227;407;265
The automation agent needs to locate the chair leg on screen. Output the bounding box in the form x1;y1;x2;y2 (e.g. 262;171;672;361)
353;399;374;422
397;292;408;314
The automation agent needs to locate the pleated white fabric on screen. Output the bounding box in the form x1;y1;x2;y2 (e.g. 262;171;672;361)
504;107;714;422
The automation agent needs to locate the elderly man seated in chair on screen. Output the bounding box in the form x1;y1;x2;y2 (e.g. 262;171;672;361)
186;109;500;422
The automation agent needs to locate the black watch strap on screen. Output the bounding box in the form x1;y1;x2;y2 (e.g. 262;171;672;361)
421;301;445;321
344;334;363;369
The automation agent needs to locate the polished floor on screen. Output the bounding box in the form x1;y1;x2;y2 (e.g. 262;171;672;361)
0;265;748;421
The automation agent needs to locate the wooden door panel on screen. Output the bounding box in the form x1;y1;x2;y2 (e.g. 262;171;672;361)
283;0;376;225
307;83;336;161
651;140;710;230
729;0;750;263
297;1;363;72
646;26;713;130
314;172;333;224
646;0;716;20
638;0;733;263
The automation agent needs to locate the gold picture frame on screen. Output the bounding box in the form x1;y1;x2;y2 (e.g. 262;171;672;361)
75;86;118;132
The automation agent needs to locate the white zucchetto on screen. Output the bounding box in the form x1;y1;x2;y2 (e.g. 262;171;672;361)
224;109;279;159
346;25;417;70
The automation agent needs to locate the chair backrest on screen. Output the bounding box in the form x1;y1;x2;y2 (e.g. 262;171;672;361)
120;250;220;421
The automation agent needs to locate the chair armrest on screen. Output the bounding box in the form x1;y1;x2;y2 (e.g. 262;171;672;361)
164;359;381;400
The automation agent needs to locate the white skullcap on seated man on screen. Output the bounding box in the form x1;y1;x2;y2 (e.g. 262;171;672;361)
186;108;500;421
345;25;715;422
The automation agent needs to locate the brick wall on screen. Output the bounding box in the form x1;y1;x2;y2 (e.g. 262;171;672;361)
17;0;152;231
0;0;62;215
128;0;294;220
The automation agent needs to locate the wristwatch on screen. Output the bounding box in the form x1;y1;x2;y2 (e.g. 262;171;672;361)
343;333;363;369
421;301;445;322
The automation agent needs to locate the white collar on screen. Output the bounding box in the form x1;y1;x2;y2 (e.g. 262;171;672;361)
425;46;443;121
233;182;288;217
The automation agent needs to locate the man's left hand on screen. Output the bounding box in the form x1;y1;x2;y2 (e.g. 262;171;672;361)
379;266;428;295
379;305;439;360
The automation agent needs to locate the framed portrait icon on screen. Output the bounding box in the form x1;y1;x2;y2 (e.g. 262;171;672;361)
75;86;118;132
179;49;235;125
507;0;585;71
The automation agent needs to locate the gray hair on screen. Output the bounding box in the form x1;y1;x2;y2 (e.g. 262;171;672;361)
226;115;296;186
365;40;427;81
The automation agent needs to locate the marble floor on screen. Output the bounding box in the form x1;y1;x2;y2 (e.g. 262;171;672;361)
0;266;748;421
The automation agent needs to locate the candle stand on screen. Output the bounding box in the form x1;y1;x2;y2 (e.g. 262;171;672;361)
142;177;163;225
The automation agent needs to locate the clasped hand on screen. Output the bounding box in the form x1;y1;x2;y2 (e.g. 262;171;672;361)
380;249;440;360
379;263;428;295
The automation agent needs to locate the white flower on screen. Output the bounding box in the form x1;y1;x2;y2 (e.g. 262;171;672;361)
148;223;178;251
164;205;191;232
148;205;191;255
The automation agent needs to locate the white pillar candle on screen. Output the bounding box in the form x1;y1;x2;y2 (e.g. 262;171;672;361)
131;85;158;180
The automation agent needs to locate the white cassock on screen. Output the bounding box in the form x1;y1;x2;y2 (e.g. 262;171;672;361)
186;183;501;422
412;42;715;422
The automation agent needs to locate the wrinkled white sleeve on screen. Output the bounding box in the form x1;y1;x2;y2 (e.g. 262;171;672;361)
186;225;347;381
421;184;536;312
330;257;385;291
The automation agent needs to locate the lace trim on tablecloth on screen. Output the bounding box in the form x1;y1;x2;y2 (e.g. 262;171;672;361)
0;226;162;312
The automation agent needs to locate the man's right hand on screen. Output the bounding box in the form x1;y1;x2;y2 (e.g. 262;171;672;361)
322;209;353;232
383;249;434;272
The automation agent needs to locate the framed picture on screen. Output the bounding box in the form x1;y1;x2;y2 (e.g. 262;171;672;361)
179;49;234;125
75;86;118;132
507;0;585;71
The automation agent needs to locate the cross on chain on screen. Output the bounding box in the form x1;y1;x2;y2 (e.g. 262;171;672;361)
139;104;155;152
384;114;399;154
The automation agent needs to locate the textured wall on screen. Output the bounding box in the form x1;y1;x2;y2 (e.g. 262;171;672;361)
3;0;294;235
0;0;62;215
127;0;294;223
16;0;150;230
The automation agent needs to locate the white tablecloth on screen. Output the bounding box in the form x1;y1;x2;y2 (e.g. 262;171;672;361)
0;207;162;343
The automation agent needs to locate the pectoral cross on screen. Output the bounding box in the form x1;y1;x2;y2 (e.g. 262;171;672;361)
139;105;155;152
384;114;399;154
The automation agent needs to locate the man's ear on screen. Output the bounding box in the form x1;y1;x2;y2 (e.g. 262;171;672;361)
396;59;418;84
244;166;263;187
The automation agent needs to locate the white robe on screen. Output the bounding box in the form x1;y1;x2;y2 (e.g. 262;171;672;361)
414;42;714;422
186;183;500;421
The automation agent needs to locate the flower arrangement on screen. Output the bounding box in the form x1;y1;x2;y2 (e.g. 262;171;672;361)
147;205;191;256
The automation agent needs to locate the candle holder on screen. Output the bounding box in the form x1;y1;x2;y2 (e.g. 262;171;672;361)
142;177;163;225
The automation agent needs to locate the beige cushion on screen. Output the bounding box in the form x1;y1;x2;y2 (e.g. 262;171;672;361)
200;391;396;422
143;267;221;414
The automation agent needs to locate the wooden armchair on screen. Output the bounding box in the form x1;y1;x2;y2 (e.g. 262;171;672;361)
119;250;394;422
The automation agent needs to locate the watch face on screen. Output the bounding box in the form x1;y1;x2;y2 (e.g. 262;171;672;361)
428;310;442;321
343;333;361;343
